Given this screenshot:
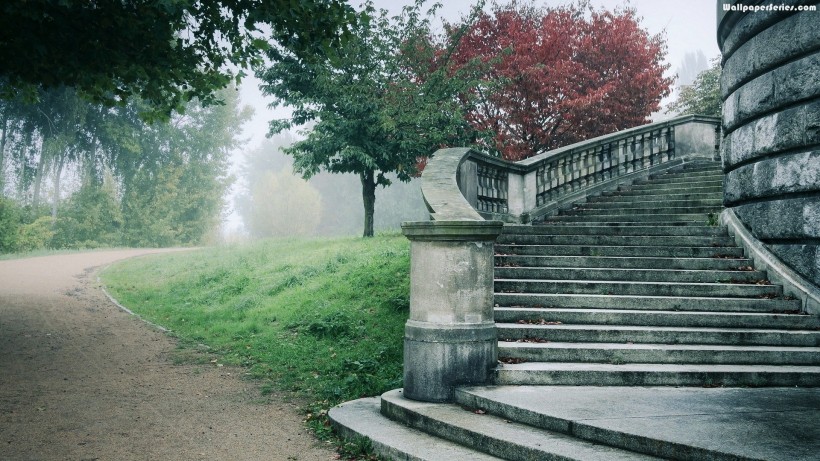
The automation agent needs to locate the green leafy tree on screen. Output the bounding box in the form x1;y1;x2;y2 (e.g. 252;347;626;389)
257;0;483;237
667;58;722;118
0;0;356;120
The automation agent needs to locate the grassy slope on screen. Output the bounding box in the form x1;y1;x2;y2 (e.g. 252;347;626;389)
101;234;409;429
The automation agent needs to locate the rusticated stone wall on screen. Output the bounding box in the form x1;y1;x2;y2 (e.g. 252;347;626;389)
718;1;820;284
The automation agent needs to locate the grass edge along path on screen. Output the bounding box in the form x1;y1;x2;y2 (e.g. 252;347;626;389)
100;234;409;459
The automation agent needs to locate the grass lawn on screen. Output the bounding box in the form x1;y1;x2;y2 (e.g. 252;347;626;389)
100;234;409;440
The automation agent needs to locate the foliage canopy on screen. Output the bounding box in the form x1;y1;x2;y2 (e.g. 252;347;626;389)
0;0;355;120
257;0;483;237
446;1;674;160
667;58;722;118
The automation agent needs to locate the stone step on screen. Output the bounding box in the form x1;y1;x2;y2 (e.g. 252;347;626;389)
537;219;714;227
650;170;724;179
494;307;819;329
581;198;724;209
619;183;723;194
455;386;820;461
380;390;661;461
496;234;736;247
493;362;820;387
495;267;767;284
495;323;820;346
495;279;780;298
593;192;721;203
503;224;727;237
547;213;713;223
634;174;724;185
498;341;820;365
494;293;801;313
561;206;722;216
495;244;745;258
328;397;506;461
495;255;753;271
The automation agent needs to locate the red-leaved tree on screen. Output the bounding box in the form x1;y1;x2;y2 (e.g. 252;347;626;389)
447;1;674;160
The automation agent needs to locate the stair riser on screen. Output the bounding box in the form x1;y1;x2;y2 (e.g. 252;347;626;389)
494;293;802;313
562;207;722;216
498;346;820;365
494;309;818;329
493;369;820;387
495;280;781;298
495;256;753;271
538;220;712;227
496;326;818;347
650;170;723;179
496;235;735;247
380;398;587;461
502;225;727;237
495;267;767;284
547;214;713;223
634;176;724;186
620;185;723;195
495;245;745;258
580;199;724;209
594;193;721;203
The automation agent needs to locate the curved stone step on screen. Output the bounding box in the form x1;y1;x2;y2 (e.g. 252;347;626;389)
547;213;713;223
494;307;819;329
495;279;781;298
495;323;820;346
495;244;744;258
455;386;820;461
580;198;724;209
328;397;505;461
493;362;820;387
498;341;820;365
494;293;801;313
495;255;753;270
494;267;766;283
561;206;723;216
634;175;724;185
380;389;661;461
496;234;735;247
503;224;727;236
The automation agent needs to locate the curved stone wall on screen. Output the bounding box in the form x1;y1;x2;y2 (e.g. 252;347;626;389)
718;1;820;284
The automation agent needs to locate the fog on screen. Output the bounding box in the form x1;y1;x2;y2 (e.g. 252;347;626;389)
226;0;721;239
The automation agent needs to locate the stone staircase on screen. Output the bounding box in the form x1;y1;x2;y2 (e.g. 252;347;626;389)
493;160;820;387
329;160;820;461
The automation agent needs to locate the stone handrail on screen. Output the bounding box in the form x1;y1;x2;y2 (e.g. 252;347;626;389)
421;114;721;223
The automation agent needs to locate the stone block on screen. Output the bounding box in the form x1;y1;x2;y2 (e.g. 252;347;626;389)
769;244;820;286
724;150;820;204
734;196;820;240
722;10;820;95
724;103;811;168
720;0;808;57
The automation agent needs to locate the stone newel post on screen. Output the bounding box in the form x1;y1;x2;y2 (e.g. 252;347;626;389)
401;220;503;402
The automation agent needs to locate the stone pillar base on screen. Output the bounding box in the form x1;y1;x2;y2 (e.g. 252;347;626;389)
403;321;496;402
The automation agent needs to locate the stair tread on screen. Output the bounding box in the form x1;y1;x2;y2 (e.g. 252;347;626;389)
496;362;820;372
496;323;818;334
496;307;808;317
498;341;820;352
381;390;662;461
328;397;506;461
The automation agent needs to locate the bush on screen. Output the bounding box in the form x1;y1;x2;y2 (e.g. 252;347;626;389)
0;197;22;253
17;216;55;252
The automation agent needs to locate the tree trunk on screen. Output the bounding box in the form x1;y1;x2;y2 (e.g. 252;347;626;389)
51;152;66;219
0;112;8;190
32;140;46;208
360;170;376;238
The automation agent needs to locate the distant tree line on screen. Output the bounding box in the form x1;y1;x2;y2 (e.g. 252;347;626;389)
0;86;249;252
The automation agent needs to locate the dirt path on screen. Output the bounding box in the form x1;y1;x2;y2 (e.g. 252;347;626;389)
0;250;336;461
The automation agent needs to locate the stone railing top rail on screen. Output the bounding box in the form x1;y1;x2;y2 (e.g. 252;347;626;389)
514;114;720;167
421;114;720;221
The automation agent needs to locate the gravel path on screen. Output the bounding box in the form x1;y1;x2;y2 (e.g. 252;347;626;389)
0;250;335;461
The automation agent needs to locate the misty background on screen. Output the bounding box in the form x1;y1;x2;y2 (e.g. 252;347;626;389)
224;0;721;239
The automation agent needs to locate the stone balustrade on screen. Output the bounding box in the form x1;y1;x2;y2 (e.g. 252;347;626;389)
401;115;720;402
455;114;720;223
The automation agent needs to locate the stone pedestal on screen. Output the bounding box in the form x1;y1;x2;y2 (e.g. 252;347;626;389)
401;220;504;402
